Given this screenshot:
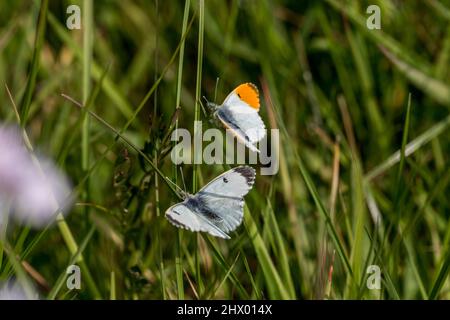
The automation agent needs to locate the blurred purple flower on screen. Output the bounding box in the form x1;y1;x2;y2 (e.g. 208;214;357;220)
0;281;37;300
0;125;72;228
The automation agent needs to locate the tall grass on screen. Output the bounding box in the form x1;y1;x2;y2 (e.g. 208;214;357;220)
0;0;449;300
174;0;191;300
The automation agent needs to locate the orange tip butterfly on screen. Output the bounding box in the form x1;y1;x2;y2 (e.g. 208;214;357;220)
206;83;266;153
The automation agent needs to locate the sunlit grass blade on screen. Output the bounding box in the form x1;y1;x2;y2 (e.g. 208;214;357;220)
173;0;191;300
261;71;353;282
48;225;96;300
192;0;205;297
203;237;249;299
244;206;291;299
192;0;204;193
366;114;450;181
265;198;296;298
210;252;240;298
81;0;93;201
381;48;450;107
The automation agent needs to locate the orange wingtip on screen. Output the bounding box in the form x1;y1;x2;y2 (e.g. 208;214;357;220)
234;83;260;109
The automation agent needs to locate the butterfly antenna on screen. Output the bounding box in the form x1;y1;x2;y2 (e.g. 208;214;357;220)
165;176;186;199
214;77;220;103
179;167;188;194
198;98;207;117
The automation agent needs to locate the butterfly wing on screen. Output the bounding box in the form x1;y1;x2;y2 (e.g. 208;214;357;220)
216;107;266;152
165;166;256;239
222;83;260;113
217;83;266;152
195;166;256;234
165;202;230;239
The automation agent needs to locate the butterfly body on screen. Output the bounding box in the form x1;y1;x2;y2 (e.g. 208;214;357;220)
165;166;256;239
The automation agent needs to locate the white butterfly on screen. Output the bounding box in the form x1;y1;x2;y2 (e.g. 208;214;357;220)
165;166;256;239
206;83;266;153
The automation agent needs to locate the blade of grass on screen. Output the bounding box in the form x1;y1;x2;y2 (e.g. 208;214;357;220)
346;28;387;152
380;47;450;107
6;84;101;299
367;232;401;299
262;77;310;295
398;167;450;248
210;252;240;298
394;94;412;209
337;94;365;298
152;0;167;300
265;198;296;298
427;0;450;20
58;11;196;201
47;225;96;300
81;0;93;205
63;95;181;199
326;0;433;73
110;271;116;300
173;0;191;300
114;12;196;138
192;0;205;296
404;237;428;299
365;113;450;181
19;0;48;125
241;254;262;299
356;227;377;299
47;12;135;120
429;233;450;299
16;87;137;271
1;242;35;299
0;205;8;271
49;8;194;124
261;76;353;278
243;206;291;299
203;237;249;298
192;0;204;193
347;155;366;298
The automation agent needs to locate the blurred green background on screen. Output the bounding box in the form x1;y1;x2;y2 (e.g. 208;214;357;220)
0;0;449;299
